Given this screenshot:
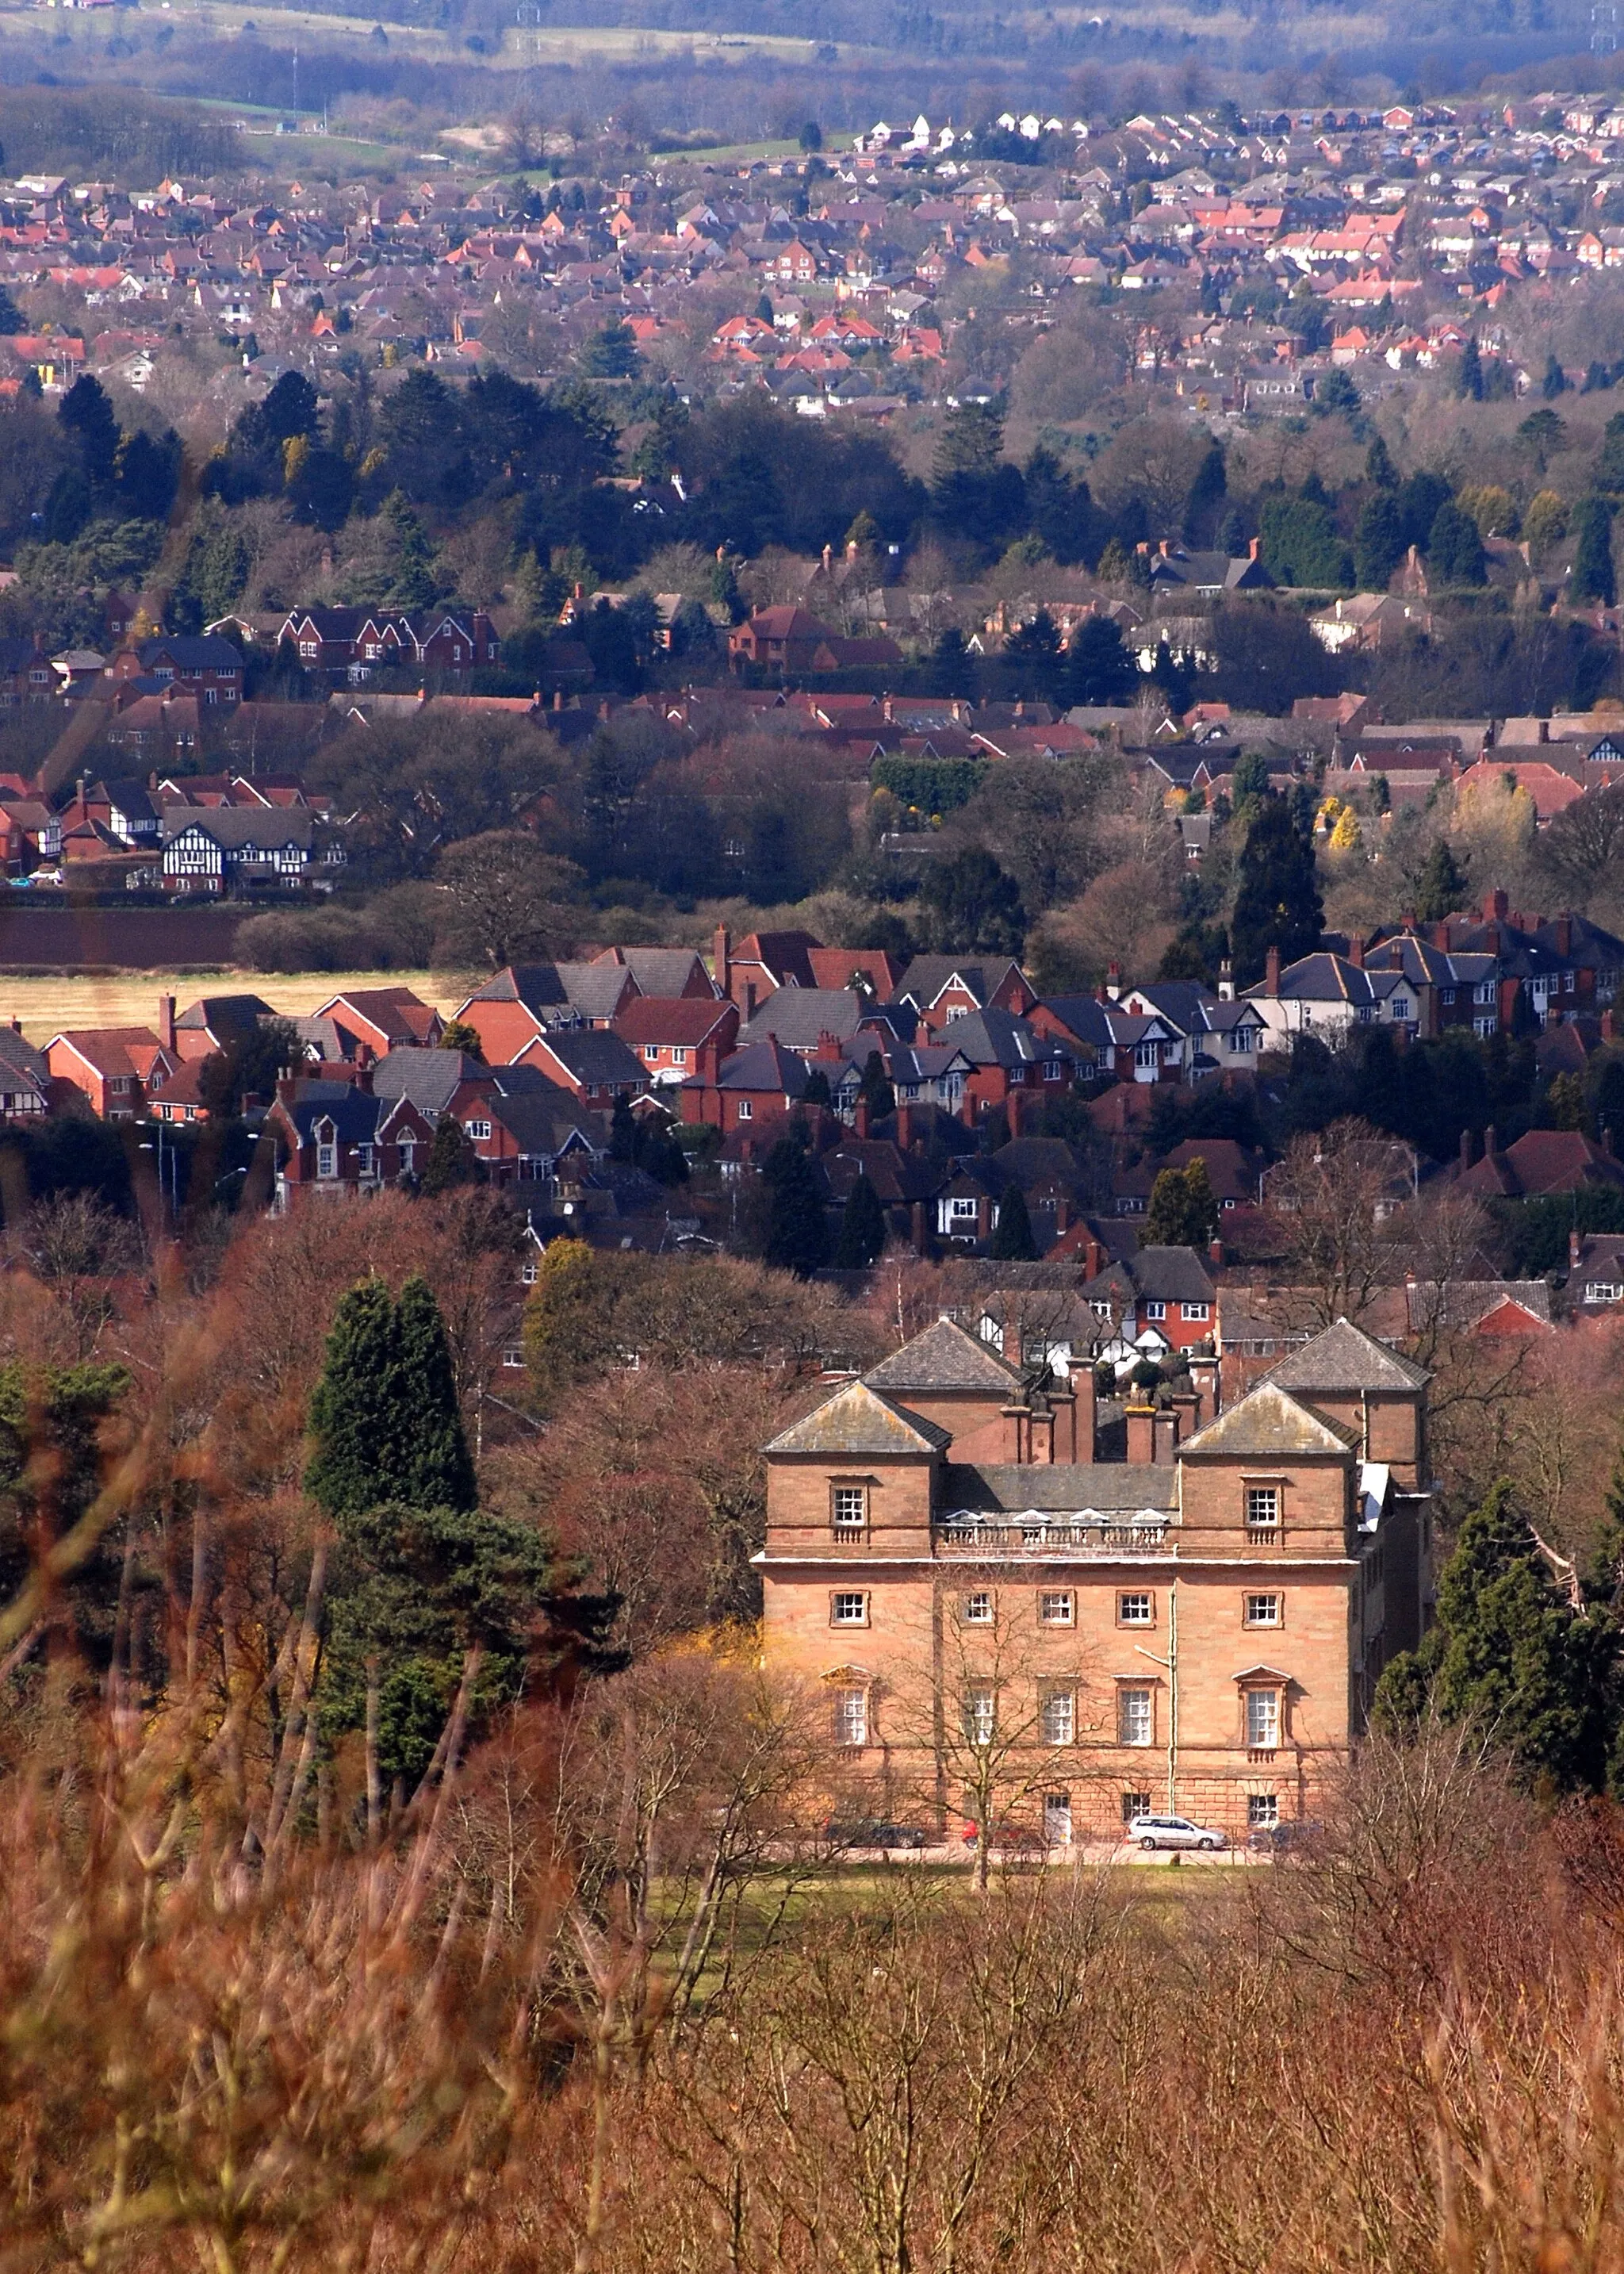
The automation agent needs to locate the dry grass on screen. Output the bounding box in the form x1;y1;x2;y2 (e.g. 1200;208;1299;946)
0;968;469;1046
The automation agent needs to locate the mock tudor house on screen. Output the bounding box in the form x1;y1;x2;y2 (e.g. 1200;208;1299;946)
760;1313;1431;1841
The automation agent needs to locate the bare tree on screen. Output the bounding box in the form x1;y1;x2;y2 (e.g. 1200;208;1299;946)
1269;1116;1404;1329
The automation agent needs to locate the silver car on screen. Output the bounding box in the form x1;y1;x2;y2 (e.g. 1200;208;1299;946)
1128;1812;1226;1853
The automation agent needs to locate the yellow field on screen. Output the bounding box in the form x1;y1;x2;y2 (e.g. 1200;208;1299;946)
1;968;470;1049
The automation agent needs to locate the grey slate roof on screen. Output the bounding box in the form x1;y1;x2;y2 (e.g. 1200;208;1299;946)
738;988;866;1051
863;1316;1023;1398
1262;1316;1428;1393
373;1048;487;1117
764;1378;952;1456
1182;1380;1358;1459
531;1029;645;1085
943;1463;1178;1515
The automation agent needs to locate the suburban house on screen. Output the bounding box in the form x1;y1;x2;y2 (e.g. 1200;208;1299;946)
507;1026;646;1104
680;1036;814;1133
370;1049;603;1182
45;1026;178;1119
311;987;443;1056
455;962;642;1060
1242;946;1421;1042
887;957;1037;1037
1083;1245;1221;1360
611;994;739;1087
108;634;244;705
0;1025;51;1117
266;1076;439;1208
159;808;319;893
760;1313;1432;1842
167;992;276;1061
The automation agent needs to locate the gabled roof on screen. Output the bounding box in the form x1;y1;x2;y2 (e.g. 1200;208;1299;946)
705;1037;810;1096
738;987;868;1051
888;956;1025;1011
764;1377;950;1456
372;1048;490;1116
863;1315;1023;1398
612;995;735;1048
1182;1379;1357;1459
530;1029;645;1083
1262;1315;1428;1393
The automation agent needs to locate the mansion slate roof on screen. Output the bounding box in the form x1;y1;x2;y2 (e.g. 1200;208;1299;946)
1181;1379;1358;1459
863;1316;1023;1398
764;1378;952;1457
943;1463;1178;1515
1262;1315;1429;1394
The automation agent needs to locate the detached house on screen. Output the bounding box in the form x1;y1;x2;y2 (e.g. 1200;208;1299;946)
45;1026;178;1119
266;1076;438;1209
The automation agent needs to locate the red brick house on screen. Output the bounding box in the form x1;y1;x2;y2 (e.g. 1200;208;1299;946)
456;962;642;1061
887;956;1038;1037
45;1026;178;1119
680;1036;813;1133
266;1076;438;1208
312;987;442;1056
613;994;739;1087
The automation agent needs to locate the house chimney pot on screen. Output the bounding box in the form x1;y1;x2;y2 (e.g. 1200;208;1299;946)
1557;913;1573;958
1217;957;1234;1002
855;1094;871;1139
1348;934;1364;969
1265;944;1281;995
1485;1123;1498;1156
158;993;174;1052
1125;1403;1156;1464
1209;1236;1224;1267
1571;1227;1583;1268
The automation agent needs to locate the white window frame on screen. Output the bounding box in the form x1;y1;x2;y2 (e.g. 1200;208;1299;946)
1246;1689;1281;1750
962;1589;994;1624
1040;1690;1075;1746
1144;1299;1166;1321
831;1590;868;1627
1118;1591;1153;1625
1244;1592;1282;1627
465;1118;492;1141
964;1687;996;1747
1246;1485;1280;1533
737;1099;753;1120
831;1483;868;1534
1118;1687;1153;1747
316;1141;337;1179
1038;1590;1074;1625
1181;1301;1210;1322
502;1344;525;1368
833;1687;868;1747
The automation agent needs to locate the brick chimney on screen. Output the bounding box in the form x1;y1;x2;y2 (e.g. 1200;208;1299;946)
854;1094;870;1139
975;1192;991;1244
714;923;730;1001
1073;1363;1096;1463
354;1050;374;1095
1557;913;1573;958
1248;535;1262;562
1169;1389;1197;1444
1347;934;1364;969
1002;1402;1033;1463
1005;1085;1025;1138
1209;1236;1224;1267
697;1039;721;1086
1484;1123;1498;1158
1571;1226;1583;1269
897;1102;914;1151
1082;1235;1104;1280
1265;944;1281;995
1125;1404;1156;1464
741;981;757;1020
814;1028;842;1060
1459;1126;1477;1170
157;992;175;1052
1486;888;1509;923
961;1087;978;1129
1153;1411;1178;1464
1431;921;1450;949
1055;1195;1071;1235
1217;957;1234;1002
1105;959;1122;1000
911;1198;929;1254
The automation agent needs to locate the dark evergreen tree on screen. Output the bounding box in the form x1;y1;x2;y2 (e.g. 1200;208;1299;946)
929;625;979;699
1376;1478;1616;1792
306;1275;478;1521
1428;500;1488;585
1412;839;1468;922
58;374;120;489
1354;492;1407;589
988;1182;1038;1260
113;426;182;521
1457;336;1484;401
1365;432;1399;489
1397;469;1453;551
1572;497;1617;605
1230;796;1324;985
1542;352;1570;400
1182;442;1226;546
1217;506;1249;556
857;1048;895;1121
1004;607;1064;693
420;1116;478;1193
760;1136;829;1278
1144;1159;1219;1248
834;1172;887;1267
801;1068;831;1107
917;847;1025;956
383;489;441;610
1065;614;1136;705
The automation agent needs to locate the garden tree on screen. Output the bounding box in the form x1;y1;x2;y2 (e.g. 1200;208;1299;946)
1376;1478;1617;1793
1457;336;1484;401
1258;493;1352;587
1144;1158;1220;1248
988;1183;1038;1261
1210;601;1337;712
196;1016;304;1118
1065;614;1136;705
930;399;1026;555
113;427;181;522
801;1068;831;1107
1269;1116;1398;1328
929;625;979;698
1428;500;1488;586
305;1274;478;1520
57;374;121;491
419;1114;479;1195
1597;411;1624;493
1004;608;1064;693
1545;1072;1588;1131
857;1048;895;1121
917;846;1026;955
580;320;638;378
834;1172;887;1268
1538;779;1624;903
1365;431;1399;488
438;1017;485;1059
1229;795;1324;984
1354;491;1406;589
382;489;441;609
433;831;581;968
1217;506;1249;554
1542;353;1570;400
1519;407;1568;474
1396;468;1453;552
760;1135;829;1279
0;1357;129;1666
1411;838;1469;922
1313;368;1362;420
1182;441;1226;546
1571;497;1617;606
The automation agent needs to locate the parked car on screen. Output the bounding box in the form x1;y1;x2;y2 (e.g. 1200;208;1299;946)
962;1819;1047;1854
823;1819;929;1851
1128;1813;1227;1852
1247;1817;1321;1854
